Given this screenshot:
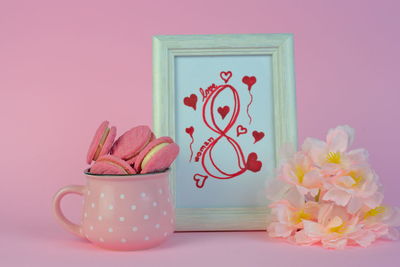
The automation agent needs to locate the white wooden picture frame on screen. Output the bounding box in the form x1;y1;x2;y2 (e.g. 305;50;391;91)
153;34;297;231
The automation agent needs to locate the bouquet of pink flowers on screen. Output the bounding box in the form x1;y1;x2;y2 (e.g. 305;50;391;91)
266;125;400;249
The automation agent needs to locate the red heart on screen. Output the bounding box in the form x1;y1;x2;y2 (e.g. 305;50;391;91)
242;76;256;90
236;125;248;137
183;94;197;110
217;106;230;120
246;153;262;172
220;71;232;83
185;126;194;136
193;174;208;188
252;130;265;144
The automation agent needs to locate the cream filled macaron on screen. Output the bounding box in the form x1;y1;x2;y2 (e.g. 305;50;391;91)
86;121;117;164
134;137;179;174
110;125;155;165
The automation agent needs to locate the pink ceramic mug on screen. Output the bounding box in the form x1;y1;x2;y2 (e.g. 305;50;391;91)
52;170;175;250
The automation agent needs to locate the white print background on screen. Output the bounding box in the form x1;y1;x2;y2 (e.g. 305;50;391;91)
174;55;275;208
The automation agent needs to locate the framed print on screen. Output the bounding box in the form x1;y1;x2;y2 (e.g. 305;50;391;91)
153;34;297;231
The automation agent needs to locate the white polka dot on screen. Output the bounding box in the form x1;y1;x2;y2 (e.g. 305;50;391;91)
163;211;167;216
144;236;150;241
87;190;91;195
130;204;136;210
119;216;125;222
159;189;163;194
91;203;95;208
108;227;113;233
98;215;103;221
89;225;94;231
155;224;160;229
141;192;146;198
99;237;104;242
132;226;138;232
108;204;114;210
100;192;105;198
164;232;168;237
167;198;170;203
153;201;158;207
84;212;88;218
121;238;127;243
120;194;125;199
144;214;149;220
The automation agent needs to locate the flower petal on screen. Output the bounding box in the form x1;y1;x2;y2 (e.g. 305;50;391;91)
294;229;319;245
303;220;324;237
266;178;292;201
321;237;347;249
347;197;363;214
347;149;369;164
323;188;352;206
384;227;399;240
336;175;356;188
303;170;323;188
351;230;376;247
326;125;355;152
267;222;293;238
302;137;327;166
364;192;384;209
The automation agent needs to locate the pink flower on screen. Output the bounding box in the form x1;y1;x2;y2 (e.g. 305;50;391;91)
295;204;376;249
302;125;368;170
266;125;400;249
361;205;400;240
267;188;319;238
322;164;383;213
279;152;322;196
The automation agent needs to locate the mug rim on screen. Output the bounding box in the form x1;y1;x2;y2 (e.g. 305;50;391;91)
84;168;170;180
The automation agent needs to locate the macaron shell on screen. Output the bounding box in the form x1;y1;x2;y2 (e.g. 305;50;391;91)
98;126;116;158
111;125;154;160
86;121;109;164
134;136;173;172
90;161;129;175
141;143;179;174
90;155;136;175
126;155;138;165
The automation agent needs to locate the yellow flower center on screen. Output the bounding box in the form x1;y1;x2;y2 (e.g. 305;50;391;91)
292;209;312;224
294;165;305;184
329;223;346;234
327;216;346;234
314;189;321;202
364;206;386;219
348;171;363;187
326;151;341;164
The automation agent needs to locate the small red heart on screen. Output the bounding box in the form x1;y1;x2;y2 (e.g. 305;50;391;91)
193;174;208;188
252;130;265;144
217;106;230;120
220;71;232;83
236;125;248;137
246;153;262;172
183;94;198;110
185;126;194;136
242;76;256;90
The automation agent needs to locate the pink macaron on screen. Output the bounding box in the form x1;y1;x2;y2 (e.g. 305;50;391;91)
90;155;136;175
87;121;117;164
111;125;155;165
134;137;179;174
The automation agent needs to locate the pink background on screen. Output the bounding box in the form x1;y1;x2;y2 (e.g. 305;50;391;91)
1;0;399;266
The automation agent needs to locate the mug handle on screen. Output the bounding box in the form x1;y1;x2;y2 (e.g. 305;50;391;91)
52;185;86;238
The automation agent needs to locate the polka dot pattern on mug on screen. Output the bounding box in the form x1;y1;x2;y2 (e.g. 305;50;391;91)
81;182;174;249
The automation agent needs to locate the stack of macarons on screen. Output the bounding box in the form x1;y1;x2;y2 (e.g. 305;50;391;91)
87;121;179;175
